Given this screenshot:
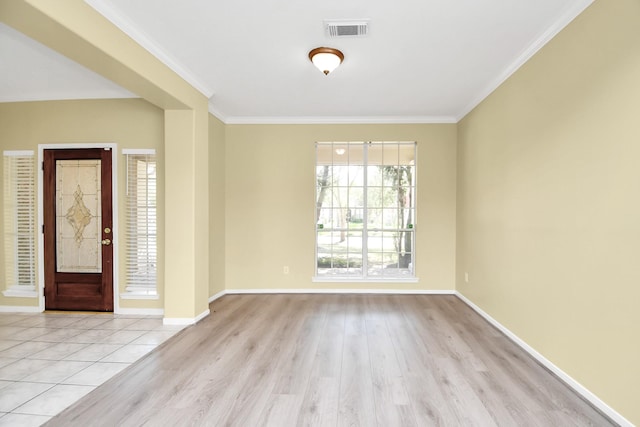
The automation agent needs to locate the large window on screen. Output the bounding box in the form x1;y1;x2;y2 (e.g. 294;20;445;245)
2;151;36;297
315;141;416;280
122;149;157;298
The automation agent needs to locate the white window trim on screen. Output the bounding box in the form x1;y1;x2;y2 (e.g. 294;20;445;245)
121;148;158;300
3;151;37;298
313;141;418;282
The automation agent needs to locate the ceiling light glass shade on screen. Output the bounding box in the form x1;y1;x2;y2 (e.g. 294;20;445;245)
309;47;344;75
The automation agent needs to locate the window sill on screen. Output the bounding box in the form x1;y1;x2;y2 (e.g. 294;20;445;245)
120;292;159;300
2;286;38;298
312;276;419;283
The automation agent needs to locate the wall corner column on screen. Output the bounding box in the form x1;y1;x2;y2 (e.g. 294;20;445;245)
164;106;209;322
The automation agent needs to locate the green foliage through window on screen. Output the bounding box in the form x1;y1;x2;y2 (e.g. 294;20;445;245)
315;141;416;279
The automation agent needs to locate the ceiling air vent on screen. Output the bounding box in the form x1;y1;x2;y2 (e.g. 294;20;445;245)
325;20;369;37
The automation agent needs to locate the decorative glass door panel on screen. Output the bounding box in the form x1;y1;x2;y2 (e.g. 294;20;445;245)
56;160;102;273
43;148;113;311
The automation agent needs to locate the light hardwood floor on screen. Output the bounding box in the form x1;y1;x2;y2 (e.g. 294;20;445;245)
45;294;615;426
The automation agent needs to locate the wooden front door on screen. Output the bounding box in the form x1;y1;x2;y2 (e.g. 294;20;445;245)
43;148;113;311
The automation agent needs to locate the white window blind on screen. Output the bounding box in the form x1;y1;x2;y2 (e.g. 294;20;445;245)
123;149;157;297
3;151;36;297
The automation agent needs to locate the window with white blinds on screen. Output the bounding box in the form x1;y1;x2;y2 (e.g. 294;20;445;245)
123;149;158;298
3;151;36;297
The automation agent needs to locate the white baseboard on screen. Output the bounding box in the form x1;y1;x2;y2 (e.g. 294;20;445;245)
163;308;210;326
115;307;164;316
0;305;41;313
455;291;633;427
208;290;227;303
224;288;455;295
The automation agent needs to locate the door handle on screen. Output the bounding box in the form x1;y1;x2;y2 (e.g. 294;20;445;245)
101;239;111;246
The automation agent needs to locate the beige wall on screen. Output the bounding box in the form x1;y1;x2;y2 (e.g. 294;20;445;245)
457;0;640;423
225;124;457;291
162;107;210;319
209;114;226;298
2;0;636;421
2;1;211;321
0;98;165;310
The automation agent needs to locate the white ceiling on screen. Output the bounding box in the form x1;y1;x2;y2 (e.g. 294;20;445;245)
0;23;134;103
1;0;593;123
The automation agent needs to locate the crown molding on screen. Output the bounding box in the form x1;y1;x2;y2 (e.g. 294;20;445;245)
0;94;137;103
455;0;595;121
88;0;594;126
207;101;228;123
221;115;458;125
207;97;457;124
85;0;215;98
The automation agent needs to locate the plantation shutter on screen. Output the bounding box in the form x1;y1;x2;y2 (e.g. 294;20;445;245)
123;149;157;297
3;151;36;295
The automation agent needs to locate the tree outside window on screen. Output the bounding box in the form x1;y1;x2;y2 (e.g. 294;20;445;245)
315;141;416;279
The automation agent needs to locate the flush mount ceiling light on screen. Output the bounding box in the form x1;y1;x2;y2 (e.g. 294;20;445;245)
309;47;344;75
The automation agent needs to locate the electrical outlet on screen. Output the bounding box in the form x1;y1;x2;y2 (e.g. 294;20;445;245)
283;266;290;275
464;272;469;283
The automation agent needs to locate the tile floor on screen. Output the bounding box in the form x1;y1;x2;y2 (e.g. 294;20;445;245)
0;311;185;427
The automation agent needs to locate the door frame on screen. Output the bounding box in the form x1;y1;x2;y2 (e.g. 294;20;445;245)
37;143;119;312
